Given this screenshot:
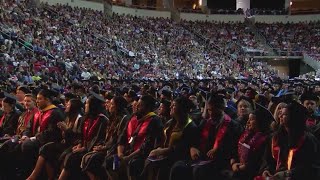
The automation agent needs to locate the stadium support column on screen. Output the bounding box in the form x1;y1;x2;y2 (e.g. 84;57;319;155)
125;0;132;6
200;0;208;13
284;0;291;15
236;0;250;11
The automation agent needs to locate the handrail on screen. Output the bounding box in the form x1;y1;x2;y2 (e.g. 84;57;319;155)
0;27;34;53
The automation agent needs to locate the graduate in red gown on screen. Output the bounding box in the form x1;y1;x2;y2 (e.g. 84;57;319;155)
227;103;272;179
258;101;320;180
104;95;163;180
58;91;108;180
170;94;243;180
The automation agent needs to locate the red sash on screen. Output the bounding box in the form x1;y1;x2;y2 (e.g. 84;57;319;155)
32;105;56;135
83;116;101;144
238;131;267;164
32;112;40;135
212;115;231;150
287;135;305;170
271;134;305;171
127;112;156;151
306;118;316;127
24;108;39;127
0;113;7;127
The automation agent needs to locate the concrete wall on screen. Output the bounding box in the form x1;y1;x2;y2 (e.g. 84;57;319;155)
39;0;104;11
180;13;244;22
254;14;320;23
39;0;320;22
112;5;171;18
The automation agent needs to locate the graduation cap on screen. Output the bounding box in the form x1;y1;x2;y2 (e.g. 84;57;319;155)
225;87;236;94
17;86;31;94
127;90;137;99
160;89;172;99
2;92;17;105
236;96;255;110
64;92;78;101
300;92;319;103
286;101;308;129
251;103;274;133
89;90;105;103
37;88;59;101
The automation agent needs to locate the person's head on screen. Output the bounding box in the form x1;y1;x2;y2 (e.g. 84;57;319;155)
158;99;171;117
236;96;254;118
16;86;31;102
2;96;16;113
36;89;56;110
124;90;137;103
65;98;83;116
207;94;225;119
160;90;172;101
247;104;273;133
24;94;36;110
273;102;287;123
108;96;128;116
170;96;193;119
136;95;156;118
280;102;307;133
300;93;319;114
84;94;105;118
64;92;78;105
189;95;199;109
131;98;139;114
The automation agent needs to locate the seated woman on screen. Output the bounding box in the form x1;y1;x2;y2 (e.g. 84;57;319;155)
270;102;286;132
81;96;129;180
26;98;83;180
226;104;272;180
104;95;163;180
258;102;320;180
235;96;255;131
58;92;108;180
142;96;198;180
0;95;21;138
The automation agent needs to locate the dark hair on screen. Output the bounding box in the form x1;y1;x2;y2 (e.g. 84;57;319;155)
286;102;307;133
68;99;83;117
112;96;128;115
208;94;225;110
38;89;58;102
174;96;194;114
140;95;157;111
86;95;105;118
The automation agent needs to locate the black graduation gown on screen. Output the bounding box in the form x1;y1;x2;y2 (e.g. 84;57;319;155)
0;110;21;137
143;118;199;180
170;114;243;180
104;113;163;179
81;114;129;177
62;114;108;179
260;131;320;180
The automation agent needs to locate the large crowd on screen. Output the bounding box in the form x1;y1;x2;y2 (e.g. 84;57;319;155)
0;1;319;179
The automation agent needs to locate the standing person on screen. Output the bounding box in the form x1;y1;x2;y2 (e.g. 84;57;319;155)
26;98;83;180
170;94;242;180
58;91;108;180
259;102;320;180
104;95;163;180
19;89;65;179
81;96;129;180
